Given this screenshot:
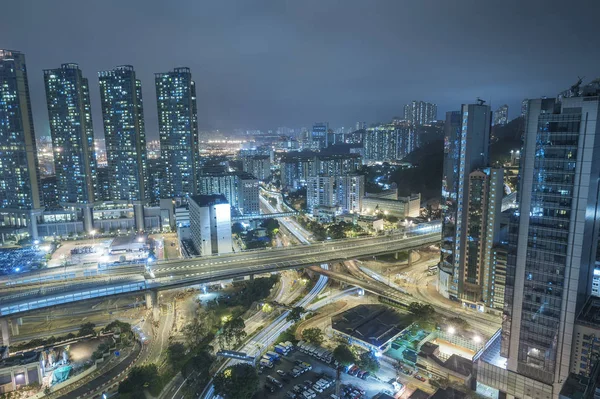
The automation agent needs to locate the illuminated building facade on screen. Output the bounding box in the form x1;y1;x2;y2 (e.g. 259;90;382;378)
44;63;97;230
155;67;198;198
0;49;42;239
98;65;147;229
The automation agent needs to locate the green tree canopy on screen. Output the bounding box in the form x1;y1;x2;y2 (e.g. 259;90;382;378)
182;350;214;379
301;327;324;345
358;351;380;373
333;344;356;367
286;306;305;323
167;342;187;371
213;363;259;399
78;322;96;336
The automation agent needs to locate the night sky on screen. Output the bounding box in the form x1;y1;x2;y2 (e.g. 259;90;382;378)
2;0;600;138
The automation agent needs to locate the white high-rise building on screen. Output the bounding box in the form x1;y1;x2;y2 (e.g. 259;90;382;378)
493;104;509;126
336;175;364;213
403;100;437;126
189;194;232;256
306;176;335;211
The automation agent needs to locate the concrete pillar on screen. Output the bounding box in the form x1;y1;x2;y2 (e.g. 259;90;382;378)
1;318;10;348
28;211;39;241
145;290;158;309
133;201;145;232
10;370;16;391
10;318;20;336
82;204;94;233
408;250;413;267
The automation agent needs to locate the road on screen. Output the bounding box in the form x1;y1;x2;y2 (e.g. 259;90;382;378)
259;189;312;244
0;230;441;317
339;260;501;337
198;265;332;399
60;341;142;399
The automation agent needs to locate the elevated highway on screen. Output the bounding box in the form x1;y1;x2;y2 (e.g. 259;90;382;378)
0;227;440;320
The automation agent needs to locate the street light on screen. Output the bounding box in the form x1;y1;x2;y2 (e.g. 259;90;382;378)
90;229;97;246
448;326;455;335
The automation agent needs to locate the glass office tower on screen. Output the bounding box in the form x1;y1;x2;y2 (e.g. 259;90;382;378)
502;82;600;394
0;49;42;239
155;67;198;199
98;65;147;230
439;104;491;300
44;64;97;230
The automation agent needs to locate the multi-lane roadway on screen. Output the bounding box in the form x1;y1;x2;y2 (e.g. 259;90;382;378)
0;228;441;318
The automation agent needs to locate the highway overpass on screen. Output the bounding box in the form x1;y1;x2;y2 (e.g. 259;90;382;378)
0;228;440;322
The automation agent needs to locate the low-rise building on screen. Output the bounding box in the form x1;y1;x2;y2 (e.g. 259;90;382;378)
189;194;232;256
362;193;420;218
570;297;600;378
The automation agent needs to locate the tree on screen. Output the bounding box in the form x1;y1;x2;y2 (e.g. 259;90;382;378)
219;316;247;349
183;310;217;351
167;342;187;371
302;328;324;345
261;218;280;238
182;350;214;379
333;344;356;367
232;222;244;235
408;302;435;320
268;197;277;207
358;351;380;373
286;306;305;323
118;364;161;398
78;322;96;336
213;363;259;399
333;344;356;381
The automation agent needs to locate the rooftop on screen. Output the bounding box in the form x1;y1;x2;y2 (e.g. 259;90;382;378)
409;389;431;399
190;194;229;207
331;304;411;348
430;387;466;399
577;296;600;327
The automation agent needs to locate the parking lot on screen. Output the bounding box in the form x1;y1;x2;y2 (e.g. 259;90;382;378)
258;348;396;399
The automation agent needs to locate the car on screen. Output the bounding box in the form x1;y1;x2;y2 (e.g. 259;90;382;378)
301;362;312;370
357;370;367;379
286;392;297;399
277;370;287;376
361;371;370;380
264;383;275;393
349;366;360;376
295;360;304;366
305;388;317;397
303;380;313;388
293;385;303;393
414;374;426;382
312;384;323;393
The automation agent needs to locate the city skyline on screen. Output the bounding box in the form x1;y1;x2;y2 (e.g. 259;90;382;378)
2;0;599;138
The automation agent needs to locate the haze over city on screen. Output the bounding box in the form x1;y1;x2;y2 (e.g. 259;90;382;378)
1;0;599;136
2;1;600;399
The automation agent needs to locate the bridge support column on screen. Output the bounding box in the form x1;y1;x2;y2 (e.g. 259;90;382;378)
10;318;21;336
0;318;10;348
408;250;413;267
145;290;160;320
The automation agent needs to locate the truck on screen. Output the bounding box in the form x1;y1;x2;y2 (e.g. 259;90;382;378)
260;358;274;368
283;341;294;351
275;344;288;355
266;351;280;361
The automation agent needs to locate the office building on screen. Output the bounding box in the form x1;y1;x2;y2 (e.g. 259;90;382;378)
336;175;364;213
493;104;509;126
570;297;600;378
311;122;328;149
197;172;259;215
242;155;271;181
0;50;42;240
95;168;111;202
306;175;335;211
363;124;417;163
40;176;59;210
43;63;97;231
521;99;529;117
404;101;437;126
188;194;232;256
438;103;492;302
460;167;503;310
499;88;600;395
279;152;360;191
362;193;421;218
155;67;199;198
98;65;148;230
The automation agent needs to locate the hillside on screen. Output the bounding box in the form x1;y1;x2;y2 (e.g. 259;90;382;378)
392;139;443;202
